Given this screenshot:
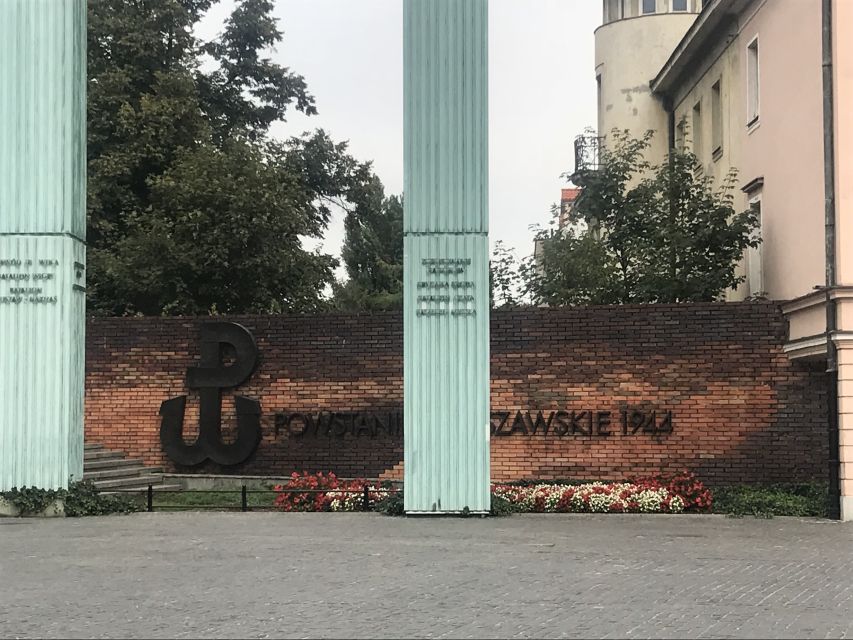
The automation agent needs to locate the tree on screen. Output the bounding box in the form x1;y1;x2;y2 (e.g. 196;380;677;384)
332;179;405;311
528;130;760;305
490;241;525;309
86;0;374;315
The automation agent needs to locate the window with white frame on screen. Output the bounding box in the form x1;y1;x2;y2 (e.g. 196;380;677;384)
672;0;689;11
747;195;763;296
692;100;702;160
747;37;760;126
642;0;656;14
711;79;723;157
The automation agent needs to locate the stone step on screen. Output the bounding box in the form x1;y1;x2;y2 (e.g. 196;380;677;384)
83;466;163;481
83;449;127;461
90;474;166;491
83;458;145;471
84;442;104;451
101;483;184;496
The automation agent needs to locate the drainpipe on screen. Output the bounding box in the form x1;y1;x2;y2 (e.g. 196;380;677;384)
822;0;840;520
664;96;676;151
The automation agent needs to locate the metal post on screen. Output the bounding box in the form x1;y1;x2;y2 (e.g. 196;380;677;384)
362;485;370;512
241;485;248;512
147;485;153;513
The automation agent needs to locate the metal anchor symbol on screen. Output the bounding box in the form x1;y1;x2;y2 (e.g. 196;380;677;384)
159;322;262;466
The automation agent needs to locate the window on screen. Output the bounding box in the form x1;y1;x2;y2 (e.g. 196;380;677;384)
672;0;689;11
747;197;763;296
676;117;687;149
597;75;602;120
711;79;723;157
642;0;656;14
692;100;702;160
747;37;760;126
604;0;624;22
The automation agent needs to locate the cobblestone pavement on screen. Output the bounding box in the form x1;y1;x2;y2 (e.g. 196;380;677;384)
1;513;852;639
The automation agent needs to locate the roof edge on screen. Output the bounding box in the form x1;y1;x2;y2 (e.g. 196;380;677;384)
651;0;753;97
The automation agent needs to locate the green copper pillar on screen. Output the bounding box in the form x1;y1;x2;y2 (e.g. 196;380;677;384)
403;0;490;513
0;0;87;490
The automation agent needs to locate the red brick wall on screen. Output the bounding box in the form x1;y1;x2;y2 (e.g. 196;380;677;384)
85;303;829;485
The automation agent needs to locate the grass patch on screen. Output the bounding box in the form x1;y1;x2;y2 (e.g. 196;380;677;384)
150;489;277;511
711;483;829;519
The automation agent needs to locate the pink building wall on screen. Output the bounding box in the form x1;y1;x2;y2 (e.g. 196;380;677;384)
833;0;853;520
739;0;826;301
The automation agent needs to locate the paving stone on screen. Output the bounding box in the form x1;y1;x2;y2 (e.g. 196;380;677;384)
0;513;851;639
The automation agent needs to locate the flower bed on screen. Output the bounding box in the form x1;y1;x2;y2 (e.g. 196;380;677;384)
493;483;685;514
272;472;391;512
271;471;711;515
493;472;712;514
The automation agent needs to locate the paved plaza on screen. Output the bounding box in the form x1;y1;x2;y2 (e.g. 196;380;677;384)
1;513;852;639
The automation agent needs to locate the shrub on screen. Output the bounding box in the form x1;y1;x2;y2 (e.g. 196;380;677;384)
1;481;139;517
1;486;63;516
712;484;828;518
490;494;516;517
64;481;140;517
374;487;405;516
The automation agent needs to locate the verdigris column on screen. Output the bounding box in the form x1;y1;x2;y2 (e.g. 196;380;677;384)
0;0;87;490
403;0;490;513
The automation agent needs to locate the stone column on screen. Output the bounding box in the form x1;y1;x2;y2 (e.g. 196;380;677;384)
834;0;853;520
0;0;87;490
403;0;490;513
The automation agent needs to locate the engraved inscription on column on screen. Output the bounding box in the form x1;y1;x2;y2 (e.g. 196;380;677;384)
0;258;60;305
416;258;476;318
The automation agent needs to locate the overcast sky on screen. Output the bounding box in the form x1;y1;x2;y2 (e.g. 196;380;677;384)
197;0;599;267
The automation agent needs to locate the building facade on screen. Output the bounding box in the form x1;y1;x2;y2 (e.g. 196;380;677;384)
594;0;853;518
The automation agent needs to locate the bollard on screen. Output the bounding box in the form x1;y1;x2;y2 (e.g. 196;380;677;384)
147;485;153;513
241;485;248;512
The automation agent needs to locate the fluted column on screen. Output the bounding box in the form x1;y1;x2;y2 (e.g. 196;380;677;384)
0;0;87;490
403;0;490;513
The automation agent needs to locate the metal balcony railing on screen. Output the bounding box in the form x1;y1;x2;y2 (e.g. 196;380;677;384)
574;134;601;176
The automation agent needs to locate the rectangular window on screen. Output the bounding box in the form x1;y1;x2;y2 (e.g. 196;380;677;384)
672;0;688;11
692;101;702;160
642;0;656;14
747;37;760;125
711;79;723;157
748;198;763;296
605;0;624;22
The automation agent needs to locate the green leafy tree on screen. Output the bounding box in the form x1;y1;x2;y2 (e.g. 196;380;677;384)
529;130;760;305
490;241;525;309
527;224;620;306
332;179;405;311
87;0;372;315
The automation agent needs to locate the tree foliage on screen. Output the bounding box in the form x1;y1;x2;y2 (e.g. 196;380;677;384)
490;241;525;309
87;0;377;315
528;130;760;305
332;179;404;311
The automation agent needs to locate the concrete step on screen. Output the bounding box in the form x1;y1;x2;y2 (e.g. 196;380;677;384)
83;458;145;471
83;449;127;461
101;483;184;496
91;474;166;491
84;442;104;451
83;466;163;481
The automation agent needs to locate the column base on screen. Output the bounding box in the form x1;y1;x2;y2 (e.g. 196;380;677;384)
842;496;853;522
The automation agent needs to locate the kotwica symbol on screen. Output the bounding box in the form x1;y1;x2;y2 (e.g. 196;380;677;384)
159;322;262;466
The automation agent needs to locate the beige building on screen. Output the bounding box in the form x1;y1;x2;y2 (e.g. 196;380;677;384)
594;0;853;519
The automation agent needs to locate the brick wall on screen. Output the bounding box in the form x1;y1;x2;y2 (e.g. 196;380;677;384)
85;303;829;485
